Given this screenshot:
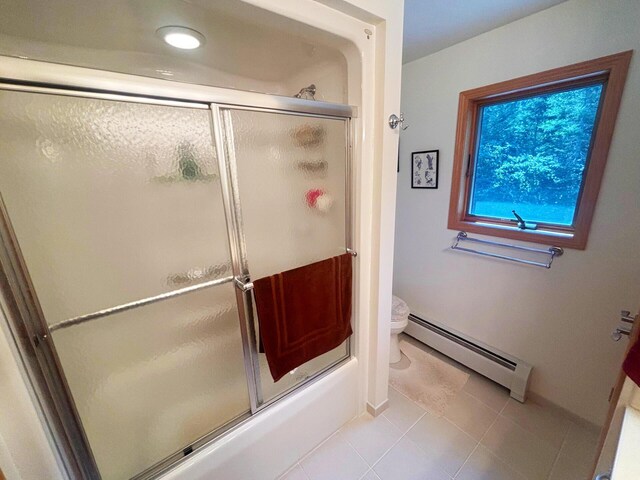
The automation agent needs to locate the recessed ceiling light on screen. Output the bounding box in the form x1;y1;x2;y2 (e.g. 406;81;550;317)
156;26;205;50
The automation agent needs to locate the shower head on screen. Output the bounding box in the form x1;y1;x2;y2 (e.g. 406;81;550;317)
294;84;317;100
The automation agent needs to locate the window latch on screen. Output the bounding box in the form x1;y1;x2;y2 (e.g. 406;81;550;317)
512;210;537;230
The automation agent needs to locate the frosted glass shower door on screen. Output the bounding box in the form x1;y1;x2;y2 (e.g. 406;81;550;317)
222;109;351;403
0;90;250;479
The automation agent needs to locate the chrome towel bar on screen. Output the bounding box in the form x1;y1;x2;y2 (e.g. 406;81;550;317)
233;248;357;293
451;231;563;269
49;275;235;332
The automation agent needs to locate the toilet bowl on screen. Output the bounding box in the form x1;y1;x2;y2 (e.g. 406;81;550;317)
390;296;410;364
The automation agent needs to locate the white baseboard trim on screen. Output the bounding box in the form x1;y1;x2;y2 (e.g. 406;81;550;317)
366;399;389;417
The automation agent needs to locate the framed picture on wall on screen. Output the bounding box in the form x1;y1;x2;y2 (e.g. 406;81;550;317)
411;150;439;189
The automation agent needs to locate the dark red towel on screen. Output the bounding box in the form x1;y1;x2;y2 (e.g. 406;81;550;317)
253;254;353;382
623;337;640;387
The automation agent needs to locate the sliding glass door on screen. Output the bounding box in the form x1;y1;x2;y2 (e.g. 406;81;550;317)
0;77;352;479
0;90;250;479
219;108;350;403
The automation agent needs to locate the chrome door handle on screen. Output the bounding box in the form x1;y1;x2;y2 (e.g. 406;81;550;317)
621;310;636;323
612;326;632;341
595;472;611;480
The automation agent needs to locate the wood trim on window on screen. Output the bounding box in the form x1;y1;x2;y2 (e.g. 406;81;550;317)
447;50;633;249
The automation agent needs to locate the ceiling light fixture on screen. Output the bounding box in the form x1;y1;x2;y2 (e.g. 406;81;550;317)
157;26;205;50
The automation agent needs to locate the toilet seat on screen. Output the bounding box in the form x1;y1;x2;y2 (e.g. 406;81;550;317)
390;317;408;330
392;296;410;322
390;296;410;363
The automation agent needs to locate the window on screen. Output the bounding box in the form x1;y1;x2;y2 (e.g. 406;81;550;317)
448;51;632;249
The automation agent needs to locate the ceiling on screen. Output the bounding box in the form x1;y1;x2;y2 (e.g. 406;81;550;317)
0;0;348;88
403;0;568;63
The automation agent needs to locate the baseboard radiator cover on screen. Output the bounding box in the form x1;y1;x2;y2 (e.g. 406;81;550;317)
405;314;532;402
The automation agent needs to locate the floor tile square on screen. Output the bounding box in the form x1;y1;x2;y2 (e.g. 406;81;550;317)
501;398;571;448
341;413;403;465
548;453;594;480
560;421;600;465
300;432;369;480
382;387;425;432
280;464;309;480
444;391;498;441
480;415;559;480
462;374;509;413
455;446;527;480
373;437;451;480
405;412;476;476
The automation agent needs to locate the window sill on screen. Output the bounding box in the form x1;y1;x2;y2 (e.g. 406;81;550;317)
448;218;586;249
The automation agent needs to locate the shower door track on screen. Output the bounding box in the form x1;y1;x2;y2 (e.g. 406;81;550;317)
0;56;356;118
0;56;356;480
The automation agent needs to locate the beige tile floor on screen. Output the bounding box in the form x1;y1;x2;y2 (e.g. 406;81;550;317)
280;334;601;480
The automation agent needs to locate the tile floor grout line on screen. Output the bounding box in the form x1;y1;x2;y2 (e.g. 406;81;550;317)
459;382;509;414
298;462;311;480
500;399;575;452
392;354;513;479
295;428;343;475
494;412;569;480
340;409;422;475
278;462;308;480
294;386;428;479
288;376;585;480
365;411;427;471
545;419;573;480
374;386;483;478
451;393;510;479
340;427;373;475
297;462;310;480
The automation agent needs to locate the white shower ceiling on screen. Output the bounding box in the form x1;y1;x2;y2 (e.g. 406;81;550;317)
0;0;348;86
403;0;568;63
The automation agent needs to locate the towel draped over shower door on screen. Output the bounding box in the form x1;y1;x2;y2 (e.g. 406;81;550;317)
253;253;353;382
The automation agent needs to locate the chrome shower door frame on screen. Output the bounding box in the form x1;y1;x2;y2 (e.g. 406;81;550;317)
0;56;355;480
213;104;354;412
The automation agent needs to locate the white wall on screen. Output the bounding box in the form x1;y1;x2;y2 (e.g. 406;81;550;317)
0;0;404;477
394;0;640;425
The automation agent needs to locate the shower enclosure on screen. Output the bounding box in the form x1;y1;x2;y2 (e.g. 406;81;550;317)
0;57;354;480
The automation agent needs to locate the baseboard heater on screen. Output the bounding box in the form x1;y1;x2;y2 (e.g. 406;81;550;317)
406;314;532;402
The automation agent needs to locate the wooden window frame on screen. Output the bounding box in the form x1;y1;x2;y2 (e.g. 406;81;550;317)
447;51;632;250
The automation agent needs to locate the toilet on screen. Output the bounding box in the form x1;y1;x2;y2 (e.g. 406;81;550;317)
390;295;410;363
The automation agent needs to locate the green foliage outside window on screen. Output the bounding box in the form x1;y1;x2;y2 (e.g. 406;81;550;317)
469;83;603;225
